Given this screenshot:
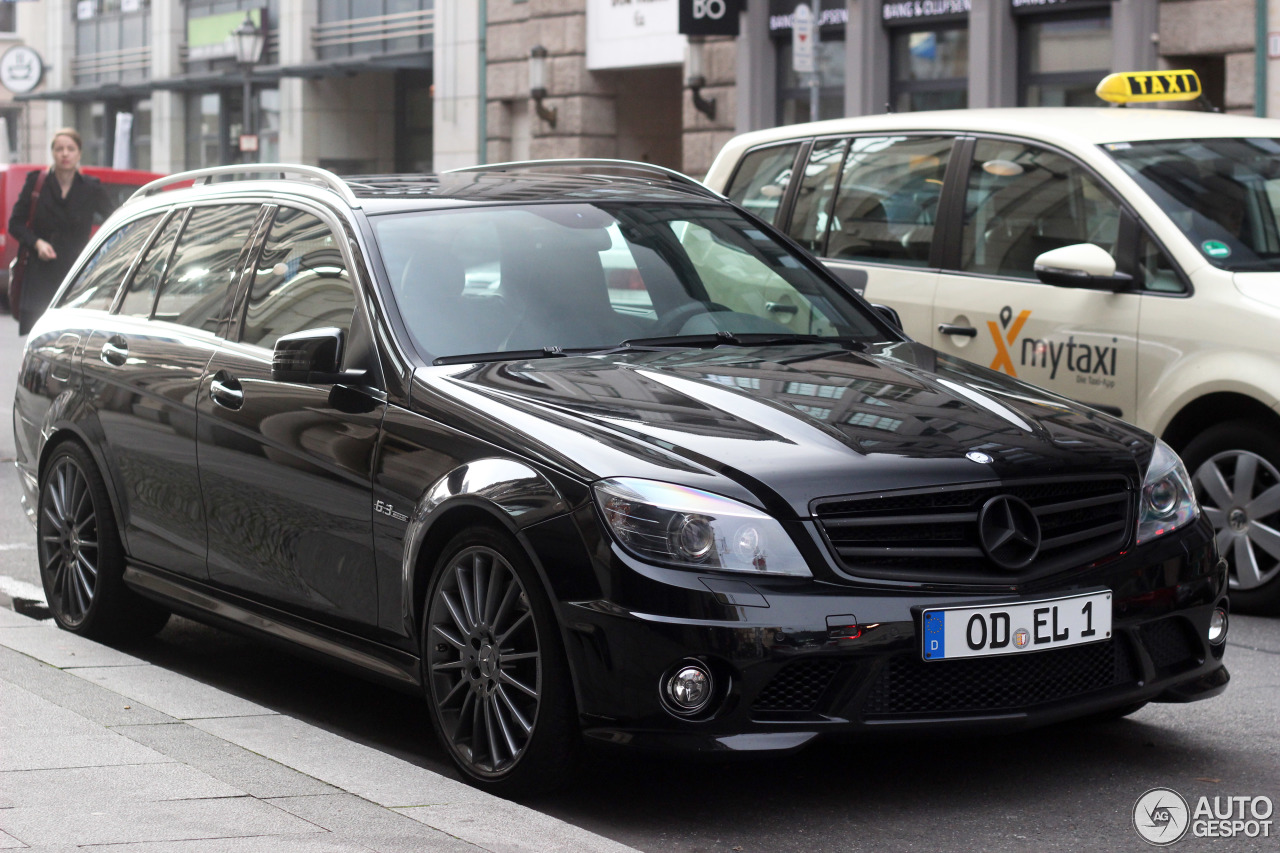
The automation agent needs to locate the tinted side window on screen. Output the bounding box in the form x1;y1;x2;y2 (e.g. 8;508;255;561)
59;215;160;311
242;206;355;350
786;138;847;255
120;212;184;317
155;205;260;332
960;139;1122;279
724;143;800;226
826;136;951;267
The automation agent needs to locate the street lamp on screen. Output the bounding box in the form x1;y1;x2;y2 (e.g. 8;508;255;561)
231;13;265;157
685;37;716;121
528;45;557;128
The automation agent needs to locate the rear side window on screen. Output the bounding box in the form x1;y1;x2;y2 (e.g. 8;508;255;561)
786;138;847;255
242;206;355;350
826;136;951;267
58;215;160;311
120;212;184;317
154;205;261;332
724;144;800;226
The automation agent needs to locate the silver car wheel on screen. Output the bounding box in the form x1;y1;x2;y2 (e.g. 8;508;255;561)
1193;449;1280;591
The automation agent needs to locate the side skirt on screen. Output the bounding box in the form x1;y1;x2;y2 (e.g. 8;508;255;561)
123;565;422;693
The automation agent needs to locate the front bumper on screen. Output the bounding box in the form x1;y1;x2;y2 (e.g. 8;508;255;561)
551;513;1229;753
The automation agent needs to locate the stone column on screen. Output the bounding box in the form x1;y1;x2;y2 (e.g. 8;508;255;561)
434;0;484;170
279;0;317;165
851;0;891;115
149;0;186;174
968;0;1016;108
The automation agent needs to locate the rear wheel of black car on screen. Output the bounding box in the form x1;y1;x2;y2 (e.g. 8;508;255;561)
1183;421;1280;613
37;442;170;641
422;525;579;794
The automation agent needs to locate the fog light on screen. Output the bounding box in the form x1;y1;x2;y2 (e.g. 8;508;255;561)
1208;607;1228;645
663;662;713;716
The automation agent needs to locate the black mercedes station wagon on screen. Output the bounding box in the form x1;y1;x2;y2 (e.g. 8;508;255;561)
15;161;1228;793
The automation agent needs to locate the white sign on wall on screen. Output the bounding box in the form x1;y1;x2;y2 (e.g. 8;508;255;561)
586;0;685;71
792;4;816;73
0;45;43;95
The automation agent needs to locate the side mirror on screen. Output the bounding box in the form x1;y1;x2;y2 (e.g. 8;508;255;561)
1033;243;1134;292
273;327;344;383
873;303;904;331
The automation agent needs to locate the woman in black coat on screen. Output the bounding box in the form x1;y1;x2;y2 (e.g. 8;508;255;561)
9;128;115;335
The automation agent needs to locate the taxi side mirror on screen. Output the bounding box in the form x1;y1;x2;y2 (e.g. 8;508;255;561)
1034;244;1134;292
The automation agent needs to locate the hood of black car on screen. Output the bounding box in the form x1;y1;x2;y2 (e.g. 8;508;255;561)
415;341;1147;517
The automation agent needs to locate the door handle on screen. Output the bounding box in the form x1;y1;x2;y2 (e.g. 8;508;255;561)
209;375;244;410
100;336;128;366
937;324;978;338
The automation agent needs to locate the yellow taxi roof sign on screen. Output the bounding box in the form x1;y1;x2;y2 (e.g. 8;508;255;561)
1096;70;1202;104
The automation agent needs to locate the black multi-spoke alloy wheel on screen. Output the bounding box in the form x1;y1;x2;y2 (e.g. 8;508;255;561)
37;442;170;640
423;525;578;794
1183;421;1280;613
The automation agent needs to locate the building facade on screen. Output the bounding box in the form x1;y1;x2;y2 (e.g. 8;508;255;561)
0;0;1272;177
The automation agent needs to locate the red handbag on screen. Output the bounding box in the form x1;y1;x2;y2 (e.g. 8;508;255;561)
9;169;50;320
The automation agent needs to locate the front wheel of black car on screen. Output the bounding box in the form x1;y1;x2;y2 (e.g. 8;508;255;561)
1183;421;1280;613
422;525;579;794
37;442;170;641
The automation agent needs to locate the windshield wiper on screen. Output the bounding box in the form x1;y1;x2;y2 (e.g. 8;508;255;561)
431;334;869;366
615;332;868;351
433;346;572;366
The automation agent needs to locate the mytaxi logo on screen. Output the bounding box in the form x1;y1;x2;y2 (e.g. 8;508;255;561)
988;306;1031;378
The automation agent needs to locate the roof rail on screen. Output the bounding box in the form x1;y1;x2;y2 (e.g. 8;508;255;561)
128;163;360;206
448;159;725;200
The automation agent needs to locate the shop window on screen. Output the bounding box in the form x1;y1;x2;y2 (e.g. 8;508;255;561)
770;0;848;126
891;26;968;113
776;38;847;125
1020;13;1111;106
960;139;1122;279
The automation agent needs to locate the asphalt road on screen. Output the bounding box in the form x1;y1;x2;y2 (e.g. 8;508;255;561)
1;314;1277;852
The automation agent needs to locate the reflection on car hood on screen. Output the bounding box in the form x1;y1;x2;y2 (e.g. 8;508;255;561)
415;341;1146;516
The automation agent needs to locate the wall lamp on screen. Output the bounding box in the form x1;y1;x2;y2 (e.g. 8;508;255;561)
686;37;716;121
529;45;557;128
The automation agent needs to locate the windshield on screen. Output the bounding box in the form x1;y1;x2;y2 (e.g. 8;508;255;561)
375;202;886;362
1106;137;1280;272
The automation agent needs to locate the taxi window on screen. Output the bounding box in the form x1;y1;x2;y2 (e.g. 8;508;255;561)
724;143;800;226
826;135;951;267
785;138;846;255
1108;138;1280;272
960;140;1121;279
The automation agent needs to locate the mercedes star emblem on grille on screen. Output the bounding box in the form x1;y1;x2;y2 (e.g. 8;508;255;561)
978;495;1041;570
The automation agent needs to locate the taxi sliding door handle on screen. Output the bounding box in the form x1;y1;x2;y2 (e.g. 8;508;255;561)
937;324;978;338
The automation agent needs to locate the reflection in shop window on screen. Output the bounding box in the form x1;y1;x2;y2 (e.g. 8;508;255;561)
891;26;968;112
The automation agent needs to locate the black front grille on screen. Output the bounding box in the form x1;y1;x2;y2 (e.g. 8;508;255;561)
753;659;842;712
813;477;1132;582
1139;617;1201;675
862;639;1135;718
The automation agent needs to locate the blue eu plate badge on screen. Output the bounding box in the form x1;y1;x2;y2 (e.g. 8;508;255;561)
923;611;945;660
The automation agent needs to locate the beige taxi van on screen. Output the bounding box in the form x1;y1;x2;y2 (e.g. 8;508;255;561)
704;71;1280;611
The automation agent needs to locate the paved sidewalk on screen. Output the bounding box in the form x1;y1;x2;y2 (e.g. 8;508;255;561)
0;605;638;853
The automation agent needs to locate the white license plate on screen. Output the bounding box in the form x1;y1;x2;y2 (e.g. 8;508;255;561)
921;590;1112;661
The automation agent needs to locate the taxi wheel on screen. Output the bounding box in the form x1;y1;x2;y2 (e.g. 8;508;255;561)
421;524;580;794
1182;421;1280;613
37;442;171;641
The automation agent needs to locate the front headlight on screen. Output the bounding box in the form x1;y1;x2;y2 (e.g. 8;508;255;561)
1136;440;1199;545
593;478;811;576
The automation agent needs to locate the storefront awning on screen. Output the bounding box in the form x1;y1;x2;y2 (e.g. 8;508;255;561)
14;49;430;102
